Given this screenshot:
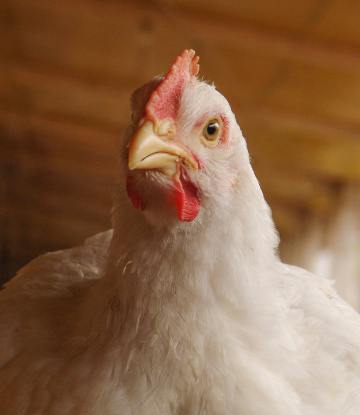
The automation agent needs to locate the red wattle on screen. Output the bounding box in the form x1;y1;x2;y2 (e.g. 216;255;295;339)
175;175;201;222
126;171;201;222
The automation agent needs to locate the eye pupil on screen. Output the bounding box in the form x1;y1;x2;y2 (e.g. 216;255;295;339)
207;123;218;135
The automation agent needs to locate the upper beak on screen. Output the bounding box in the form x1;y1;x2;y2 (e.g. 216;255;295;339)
128;119;198;177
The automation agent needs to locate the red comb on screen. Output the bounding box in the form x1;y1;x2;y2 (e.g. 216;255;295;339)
146;49;200;121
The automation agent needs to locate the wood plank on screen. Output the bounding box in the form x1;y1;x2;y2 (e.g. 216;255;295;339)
176;4;360;76
0;0;196;83
172;0;324;34
257;61;360;127
2;174;112;222
254;164;335;214
0;143;115;185
0;108;123;162
237;104;360;181
0;110;120;183
0;59;132;130
312;0;360;47
4;203;109;252
3;0;360;84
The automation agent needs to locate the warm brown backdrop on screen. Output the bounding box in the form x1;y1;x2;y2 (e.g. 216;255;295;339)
1;0;360;307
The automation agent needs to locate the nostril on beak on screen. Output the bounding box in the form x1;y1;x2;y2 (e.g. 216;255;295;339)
156;119;175;137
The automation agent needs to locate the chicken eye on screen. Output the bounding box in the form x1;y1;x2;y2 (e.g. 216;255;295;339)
206;122;218;137
202;119;221;146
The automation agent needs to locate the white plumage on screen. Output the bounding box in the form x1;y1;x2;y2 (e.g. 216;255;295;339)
1;49;360;414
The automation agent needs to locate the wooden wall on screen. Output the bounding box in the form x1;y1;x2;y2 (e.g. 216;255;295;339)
1;0;360;291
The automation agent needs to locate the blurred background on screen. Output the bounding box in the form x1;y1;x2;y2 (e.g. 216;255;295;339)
1;0;360;310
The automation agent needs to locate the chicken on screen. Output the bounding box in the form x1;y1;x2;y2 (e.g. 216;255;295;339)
1;49;360;415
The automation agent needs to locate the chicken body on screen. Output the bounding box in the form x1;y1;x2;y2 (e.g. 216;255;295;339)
1;50;360;414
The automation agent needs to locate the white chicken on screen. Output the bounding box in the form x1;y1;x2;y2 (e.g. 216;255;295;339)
1;49;360;415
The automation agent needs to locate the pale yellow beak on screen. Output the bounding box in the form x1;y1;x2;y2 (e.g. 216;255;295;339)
128;119;198;177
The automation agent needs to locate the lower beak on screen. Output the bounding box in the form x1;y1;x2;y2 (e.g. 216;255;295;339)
128;120;198;177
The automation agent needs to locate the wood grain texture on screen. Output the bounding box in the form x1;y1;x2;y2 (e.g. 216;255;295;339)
1;0;360;284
